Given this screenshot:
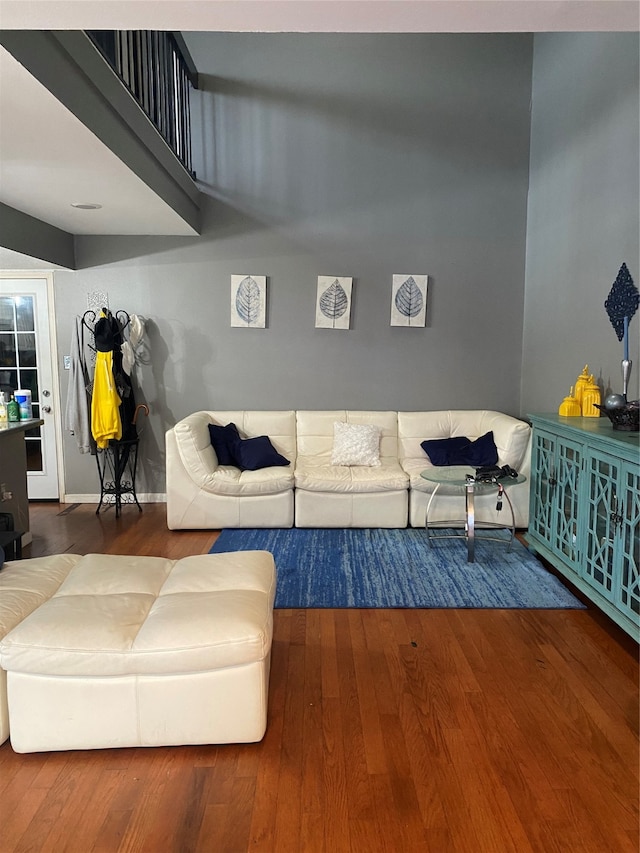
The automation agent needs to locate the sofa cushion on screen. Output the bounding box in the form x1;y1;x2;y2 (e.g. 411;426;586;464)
0;552;276;677
0;555;82;640
331;421;382;467
232;435;290;471
208;422;241;466
205;465;295;497
296;411;399;460
295;458;408;493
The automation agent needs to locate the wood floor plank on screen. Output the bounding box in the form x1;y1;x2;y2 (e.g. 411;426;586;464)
299;808;327;853
195;803;229;853
72;768;134;852
1;777;50;852
319;608;340;701
218;776;256;853
347;610;389;777
245;613;289;849
272;637;305;853
0;502;635;853
318;696;350;853
333;613;375;825
92;808;133;853
373;717;430;853
358;610;398;717
366;771;412;853
301;609;325;822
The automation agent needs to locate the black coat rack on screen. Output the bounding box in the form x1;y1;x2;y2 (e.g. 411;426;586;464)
81;308;148;518
82;308;131;338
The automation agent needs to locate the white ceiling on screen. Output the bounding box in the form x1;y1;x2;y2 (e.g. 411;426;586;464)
0;0;638;270
1;1;638;33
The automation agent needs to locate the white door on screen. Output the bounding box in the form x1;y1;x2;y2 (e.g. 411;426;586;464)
0;275;61;499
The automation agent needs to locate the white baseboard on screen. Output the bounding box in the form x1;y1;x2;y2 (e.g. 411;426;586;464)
62;493;167;504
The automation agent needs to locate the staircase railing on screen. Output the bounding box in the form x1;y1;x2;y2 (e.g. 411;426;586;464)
87;30;197;177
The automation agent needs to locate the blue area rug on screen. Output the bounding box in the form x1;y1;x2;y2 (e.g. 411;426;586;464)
209;528;585;609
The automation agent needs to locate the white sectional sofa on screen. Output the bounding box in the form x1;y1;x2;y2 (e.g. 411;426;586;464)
166;409;532;530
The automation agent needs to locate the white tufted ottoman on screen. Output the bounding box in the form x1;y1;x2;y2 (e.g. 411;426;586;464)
0;551;276;753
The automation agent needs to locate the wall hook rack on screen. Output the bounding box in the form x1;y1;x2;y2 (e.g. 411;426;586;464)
79;308;146;518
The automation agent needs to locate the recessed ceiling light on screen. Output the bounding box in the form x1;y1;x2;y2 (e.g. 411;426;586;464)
71;202;102;210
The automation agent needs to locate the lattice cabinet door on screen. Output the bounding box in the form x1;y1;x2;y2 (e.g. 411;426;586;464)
530;428;583;572
529;429;557;543
551;435;584;570
583;449;622;602
618;461;640;624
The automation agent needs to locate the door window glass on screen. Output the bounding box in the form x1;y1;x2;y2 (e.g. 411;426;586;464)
0;295;43;472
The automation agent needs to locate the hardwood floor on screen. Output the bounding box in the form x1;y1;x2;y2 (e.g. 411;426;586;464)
0;502;637;852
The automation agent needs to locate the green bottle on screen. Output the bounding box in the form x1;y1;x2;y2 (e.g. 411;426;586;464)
7;394;20;422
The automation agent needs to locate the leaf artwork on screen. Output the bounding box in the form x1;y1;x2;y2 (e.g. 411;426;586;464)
231;275;266;328
236;276;261;324
390;274;428;327
315;277;352;329
320;279;349;320
604;262;639;340
394;276;423;318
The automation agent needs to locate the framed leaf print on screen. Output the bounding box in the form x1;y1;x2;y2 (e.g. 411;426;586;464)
231;275;267;328
315;276;353;329
390;275;428;327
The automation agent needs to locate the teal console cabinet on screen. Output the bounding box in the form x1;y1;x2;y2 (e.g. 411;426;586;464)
527;414;639;640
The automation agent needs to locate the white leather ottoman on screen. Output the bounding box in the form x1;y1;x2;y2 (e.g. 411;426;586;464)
0;551;276;753
0;554;81;744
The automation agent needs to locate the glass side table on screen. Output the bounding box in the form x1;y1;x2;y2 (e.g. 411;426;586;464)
420;466;527;563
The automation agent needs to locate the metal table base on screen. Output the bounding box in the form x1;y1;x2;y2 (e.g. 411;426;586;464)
425;477;518;563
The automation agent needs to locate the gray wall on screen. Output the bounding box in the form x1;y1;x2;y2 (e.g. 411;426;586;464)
55;33;534;495
0;203;75;269
522;32;640;414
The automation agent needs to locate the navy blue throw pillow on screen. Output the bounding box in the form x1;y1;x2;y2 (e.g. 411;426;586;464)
421;436;471;466
449;431;498;466
208;422;241;466
231;436;290;471
421;432;498;466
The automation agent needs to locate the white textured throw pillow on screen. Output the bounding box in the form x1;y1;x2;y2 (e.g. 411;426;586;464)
331;421;382;467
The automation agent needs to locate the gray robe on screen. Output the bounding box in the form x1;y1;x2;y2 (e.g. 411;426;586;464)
64;316;92;453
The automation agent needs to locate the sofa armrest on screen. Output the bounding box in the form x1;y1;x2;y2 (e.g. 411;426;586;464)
479;412;531;471
170;411;219;490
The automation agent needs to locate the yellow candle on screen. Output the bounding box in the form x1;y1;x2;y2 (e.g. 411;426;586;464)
559;386;581;417
574;364;590;408
582;375;602;417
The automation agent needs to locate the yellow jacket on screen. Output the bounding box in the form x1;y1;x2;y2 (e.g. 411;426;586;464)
91;350;122;448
